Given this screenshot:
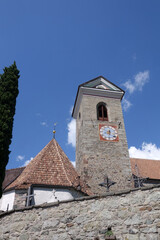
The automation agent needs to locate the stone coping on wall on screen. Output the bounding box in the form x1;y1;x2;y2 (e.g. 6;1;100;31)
0;184;160;218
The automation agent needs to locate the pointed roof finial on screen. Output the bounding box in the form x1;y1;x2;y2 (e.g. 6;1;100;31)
53;123;57;139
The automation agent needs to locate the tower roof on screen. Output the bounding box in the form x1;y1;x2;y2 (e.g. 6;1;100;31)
5;139;90;195
79;76;124;91
72;76;125;118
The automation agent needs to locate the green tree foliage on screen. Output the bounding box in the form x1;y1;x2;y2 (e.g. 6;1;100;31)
0;62;20;197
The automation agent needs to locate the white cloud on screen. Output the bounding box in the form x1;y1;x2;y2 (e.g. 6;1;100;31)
123;70;149;94
67;118;76;147
123;80;135;94
16;155;25;161
132;53;137;61
40;121;48;127
129;142;160;160
122;98;132;111
23;157;33;166
122;70;149;111
134;71;149;91
69;106;73;115
71;161;76;167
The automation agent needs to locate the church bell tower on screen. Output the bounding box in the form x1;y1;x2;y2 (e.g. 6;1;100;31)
72;76;132;194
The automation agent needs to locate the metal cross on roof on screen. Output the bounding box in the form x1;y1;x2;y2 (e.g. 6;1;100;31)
133;164;147;188
99;175;116;192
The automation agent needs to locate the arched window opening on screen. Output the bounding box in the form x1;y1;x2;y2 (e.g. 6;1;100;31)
97;103;108;121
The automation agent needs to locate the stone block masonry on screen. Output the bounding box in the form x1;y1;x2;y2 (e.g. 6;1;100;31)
0;185;160;240
76;95;132;194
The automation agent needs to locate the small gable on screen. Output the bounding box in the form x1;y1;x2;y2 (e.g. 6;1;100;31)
82;76;123;92
72;76;124;119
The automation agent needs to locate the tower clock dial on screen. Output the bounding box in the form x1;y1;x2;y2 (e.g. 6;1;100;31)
99;125;119;141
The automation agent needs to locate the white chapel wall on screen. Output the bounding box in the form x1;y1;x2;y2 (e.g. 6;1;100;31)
32;187;77;205
0;190;15;211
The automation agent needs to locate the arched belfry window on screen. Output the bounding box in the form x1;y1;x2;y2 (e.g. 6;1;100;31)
97;103;108;121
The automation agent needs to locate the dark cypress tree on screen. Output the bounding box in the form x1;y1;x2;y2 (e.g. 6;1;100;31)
0;62;20;198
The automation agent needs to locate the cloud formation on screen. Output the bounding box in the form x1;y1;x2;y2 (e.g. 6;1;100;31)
40;121;48;127
122;98;132;111
67;118;76;147
71;161;76;167
129;142;160;160
69;106;73;115
123;71;149;94
23;157;33;166
16;155;25;161
122;70;149;111
132;53;137;61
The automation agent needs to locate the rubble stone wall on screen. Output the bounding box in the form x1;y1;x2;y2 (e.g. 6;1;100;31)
0;185;160;240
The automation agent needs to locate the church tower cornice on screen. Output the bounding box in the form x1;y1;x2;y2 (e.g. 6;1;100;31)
72;76;125;119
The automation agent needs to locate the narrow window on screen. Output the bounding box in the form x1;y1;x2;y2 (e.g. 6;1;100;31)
97;104;108;121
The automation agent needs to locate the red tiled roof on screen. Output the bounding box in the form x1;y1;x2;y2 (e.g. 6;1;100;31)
3;167;25;190
5;139;91;195
130;158;160;180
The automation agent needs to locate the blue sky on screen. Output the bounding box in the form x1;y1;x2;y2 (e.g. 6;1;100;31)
1;1;160;169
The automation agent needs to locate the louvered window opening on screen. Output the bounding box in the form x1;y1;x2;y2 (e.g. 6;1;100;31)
98;105;108;121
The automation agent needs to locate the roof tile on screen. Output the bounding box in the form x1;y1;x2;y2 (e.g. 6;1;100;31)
3;167;25;190
130;158;160;180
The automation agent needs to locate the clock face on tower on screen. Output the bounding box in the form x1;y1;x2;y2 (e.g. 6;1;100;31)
99;124;119;141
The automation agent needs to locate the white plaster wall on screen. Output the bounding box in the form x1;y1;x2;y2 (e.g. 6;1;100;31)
0;190;15;211
33;187;74;205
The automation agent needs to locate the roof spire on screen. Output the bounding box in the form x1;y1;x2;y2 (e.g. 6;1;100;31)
53;123;57;139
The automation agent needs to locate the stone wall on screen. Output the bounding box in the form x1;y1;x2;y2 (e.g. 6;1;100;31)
0;185;160;240
14;189;27;209
76;94;132;194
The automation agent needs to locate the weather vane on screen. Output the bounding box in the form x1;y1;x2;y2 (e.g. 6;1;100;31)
53;123;57;139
